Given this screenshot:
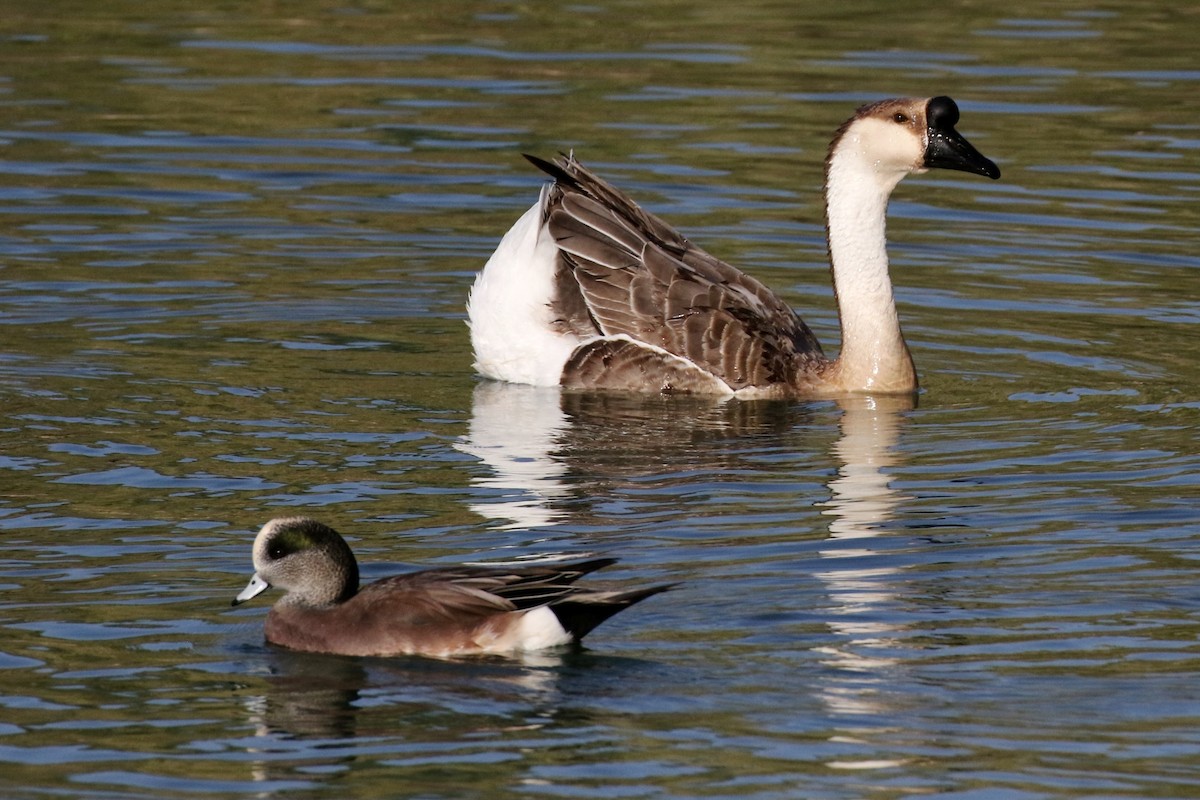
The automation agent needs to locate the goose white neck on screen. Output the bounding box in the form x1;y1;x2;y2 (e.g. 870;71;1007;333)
823;140;916;393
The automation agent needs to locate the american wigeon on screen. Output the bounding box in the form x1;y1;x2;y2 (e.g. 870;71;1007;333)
232;517;673;657
467;96;999;397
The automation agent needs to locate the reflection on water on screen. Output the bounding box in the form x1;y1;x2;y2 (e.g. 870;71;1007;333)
819;396;912;544
242;647;568;742
243;652;367;743
458;382;809;530
460;385;920;733
233;642;676;795
814;396;911;727
456;383;571;529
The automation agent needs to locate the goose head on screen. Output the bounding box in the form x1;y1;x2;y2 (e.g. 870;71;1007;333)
827;96;1000;191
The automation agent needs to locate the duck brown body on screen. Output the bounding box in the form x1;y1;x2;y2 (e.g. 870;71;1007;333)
233;517;672;657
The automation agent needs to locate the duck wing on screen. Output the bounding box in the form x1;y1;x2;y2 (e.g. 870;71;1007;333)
530;154;826;392
360;558;621;624
327;558;672;653
398;558;674;641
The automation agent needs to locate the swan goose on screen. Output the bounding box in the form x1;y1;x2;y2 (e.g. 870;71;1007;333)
467;96;1000;397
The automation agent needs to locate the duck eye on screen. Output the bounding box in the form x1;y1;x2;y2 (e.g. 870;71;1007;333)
267;543;287;560
893;113;909;124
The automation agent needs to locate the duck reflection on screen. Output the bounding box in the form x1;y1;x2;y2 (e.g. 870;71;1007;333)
238;645;575;789
241;646;570;740
237;643;660;790
241;650;367;741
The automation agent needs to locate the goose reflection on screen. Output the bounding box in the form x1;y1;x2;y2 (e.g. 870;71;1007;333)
457;383;917;760
812;394;914;728
820;394;913;543
456;382;573;529
457;381;804;530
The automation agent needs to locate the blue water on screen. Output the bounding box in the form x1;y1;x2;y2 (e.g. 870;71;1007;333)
2;2;1199;797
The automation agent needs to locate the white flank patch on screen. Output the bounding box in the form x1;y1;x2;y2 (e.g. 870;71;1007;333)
511;606;573;651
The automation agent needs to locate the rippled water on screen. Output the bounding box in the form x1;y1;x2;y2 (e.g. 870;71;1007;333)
2;1;1200;797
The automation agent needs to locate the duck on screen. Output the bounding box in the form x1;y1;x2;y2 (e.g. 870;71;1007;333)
231;517;673;657
467;95;1000;397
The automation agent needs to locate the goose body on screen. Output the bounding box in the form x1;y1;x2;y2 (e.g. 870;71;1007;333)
232;517;672;658
468;96;999;397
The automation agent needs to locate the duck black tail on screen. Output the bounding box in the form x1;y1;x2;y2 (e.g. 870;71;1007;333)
549;583;676;641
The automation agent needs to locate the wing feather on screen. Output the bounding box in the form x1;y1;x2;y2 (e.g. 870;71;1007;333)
562;336;732;394
356;558;621;626
532;154;826;392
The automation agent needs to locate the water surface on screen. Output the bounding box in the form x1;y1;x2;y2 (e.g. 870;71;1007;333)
2;1;1200;797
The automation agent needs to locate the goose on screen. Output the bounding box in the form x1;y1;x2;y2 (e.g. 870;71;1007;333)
232;517;673;657
467;96;999;397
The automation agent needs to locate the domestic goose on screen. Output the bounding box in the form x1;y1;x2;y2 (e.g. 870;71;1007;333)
467;96;1000;397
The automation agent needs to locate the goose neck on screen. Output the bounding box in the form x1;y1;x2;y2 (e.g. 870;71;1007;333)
822;154;916;393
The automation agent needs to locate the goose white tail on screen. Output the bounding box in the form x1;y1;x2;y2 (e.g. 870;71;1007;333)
467;184;577;386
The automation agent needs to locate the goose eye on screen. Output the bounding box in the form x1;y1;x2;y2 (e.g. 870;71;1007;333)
893;112;909;124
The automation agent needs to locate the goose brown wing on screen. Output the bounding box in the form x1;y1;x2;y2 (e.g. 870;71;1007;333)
530;154;825;391
561;336;732;393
